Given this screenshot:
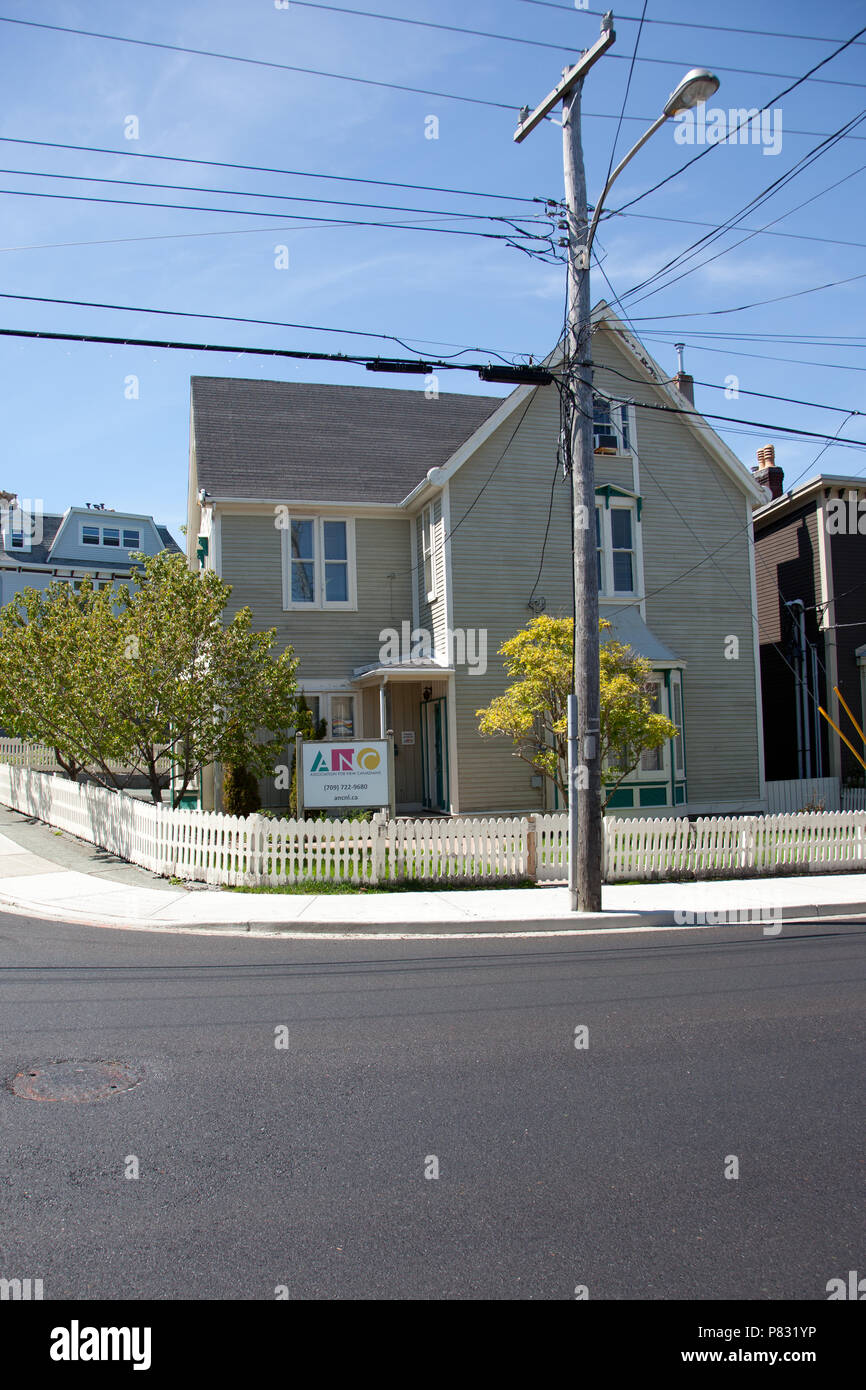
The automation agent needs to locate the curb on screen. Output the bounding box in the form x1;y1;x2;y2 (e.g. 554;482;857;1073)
1;887;864;939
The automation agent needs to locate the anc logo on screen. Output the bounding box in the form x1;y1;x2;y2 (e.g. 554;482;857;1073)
308;746;382;774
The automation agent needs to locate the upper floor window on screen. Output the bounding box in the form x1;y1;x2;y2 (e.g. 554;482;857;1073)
80;522;140;549
281;515;355;610
596;502;637;596
593;396;632;454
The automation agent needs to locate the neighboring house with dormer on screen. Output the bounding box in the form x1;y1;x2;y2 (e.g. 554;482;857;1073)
0;498;182;603
186;303;767;817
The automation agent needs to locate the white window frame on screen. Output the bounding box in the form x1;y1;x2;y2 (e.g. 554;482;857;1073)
638;676;667;777
596;499;639;599
300;689;359;738
421;503;438;602
593;397;634;455
281;515;356;611
122;528;141;549
78;521;140;550
670;672;685;777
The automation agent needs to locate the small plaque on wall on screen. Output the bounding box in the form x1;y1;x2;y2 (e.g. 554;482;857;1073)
401;731;416;746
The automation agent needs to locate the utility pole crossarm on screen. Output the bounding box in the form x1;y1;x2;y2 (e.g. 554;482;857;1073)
513;19;615;143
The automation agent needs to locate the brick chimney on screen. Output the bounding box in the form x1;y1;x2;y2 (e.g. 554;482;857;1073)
752;444;784;500
672;342;694;405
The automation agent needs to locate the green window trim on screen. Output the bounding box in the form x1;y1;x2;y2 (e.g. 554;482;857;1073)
595;483;642;522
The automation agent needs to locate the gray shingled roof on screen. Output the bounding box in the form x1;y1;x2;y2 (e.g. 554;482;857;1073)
191;376;505;504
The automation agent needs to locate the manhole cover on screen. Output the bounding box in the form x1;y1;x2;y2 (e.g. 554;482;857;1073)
9;1060;142;1102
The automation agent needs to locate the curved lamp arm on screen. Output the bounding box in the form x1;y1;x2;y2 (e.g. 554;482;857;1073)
585;111;668;257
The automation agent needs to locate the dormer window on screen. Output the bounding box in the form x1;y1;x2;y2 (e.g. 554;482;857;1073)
80;521;141;549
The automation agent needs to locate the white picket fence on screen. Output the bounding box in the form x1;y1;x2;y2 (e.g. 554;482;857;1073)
0;737;172;777
1;766;865;887
603;812;866;880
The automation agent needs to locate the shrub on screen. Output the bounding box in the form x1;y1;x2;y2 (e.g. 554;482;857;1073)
223;763;261;817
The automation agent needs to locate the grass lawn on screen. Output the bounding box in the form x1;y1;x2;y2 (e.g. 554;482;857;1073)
225;877;536;895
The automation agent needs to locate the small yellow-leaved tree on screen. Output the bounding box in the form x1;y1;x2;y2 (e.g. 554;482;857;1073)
476;615;678;808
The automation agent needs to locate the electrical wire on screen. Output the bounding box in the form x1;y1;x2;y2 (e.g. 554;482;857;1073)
589;355;865;420
0;183;549;243
602;0;648;201
0;137;542;205
512;0;866;48
628;270;866;321
607;22;866;217
0;292;526;365
0;15;518;111
618;111;866;306
0;164;541;223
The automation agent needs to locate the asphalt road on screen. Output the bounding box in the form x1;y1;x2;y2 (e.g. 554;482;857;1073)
0;910;863;1300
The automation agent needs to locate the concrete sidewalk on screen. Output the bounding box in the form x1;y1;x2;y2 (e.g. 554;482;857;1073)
0;803;864;937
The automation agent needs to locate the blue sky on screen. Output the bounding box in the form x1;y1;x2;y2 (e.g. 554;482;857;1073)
1;0;864;543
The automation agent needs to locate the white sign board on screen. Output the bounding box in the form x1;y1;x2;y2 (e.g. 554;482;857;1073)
401;730;415;746
301;739;390;809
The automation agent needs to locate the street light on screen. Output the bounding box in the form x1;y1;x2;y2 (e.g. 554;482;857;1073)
586;68;720;254
514;16;719;913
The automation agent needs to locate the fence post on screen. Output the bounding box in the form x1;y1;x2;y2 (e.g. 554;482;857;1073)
526;814;538;881
371;811;386;886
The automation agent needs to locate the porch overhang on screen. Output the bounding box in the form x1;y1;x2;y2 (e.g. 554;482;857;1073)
352;659;456;686
600;605;685;668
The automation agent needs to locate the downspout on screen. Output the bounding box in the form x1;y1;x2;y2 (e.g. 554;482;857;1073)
795;601;812;779
810;643;823;778
786;600;805;779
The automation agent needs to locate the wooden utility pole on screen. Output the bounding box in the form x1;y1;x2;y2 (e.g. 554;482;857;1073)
563;78;603;912
515;15;614;911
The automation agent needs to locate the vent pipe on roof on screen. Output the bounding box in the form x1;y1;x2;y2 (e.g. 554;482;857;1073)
672;342;694;405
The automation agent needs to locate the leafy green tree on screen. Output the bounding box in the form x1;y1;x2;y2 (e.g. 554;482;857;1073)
476;614;678;808
289;694;327;817
0;577;125;783
0;553;300;807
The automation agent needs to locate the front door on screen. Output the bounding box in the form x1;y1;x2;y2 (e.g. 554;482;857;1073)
420;696;448;812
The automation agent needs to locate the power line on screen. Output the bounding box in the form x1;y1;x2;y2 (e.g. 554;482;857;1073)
0;15;517;111
595;389;866;449
603;0;647;190
617;109;866;305
0;136;541;205
608;23;866;216
0;291;523;364
0;164;541;223
0;326;553;383
6;10;866;127
2;322;861;448
607;207;866;255
511;0;866;48
640;337;866;376
593;356;864;419
281;1;587;54
0;183;549;243
627;269;866;321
